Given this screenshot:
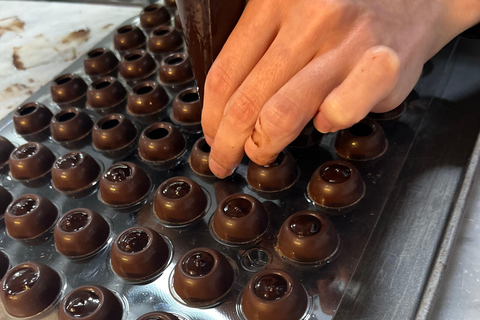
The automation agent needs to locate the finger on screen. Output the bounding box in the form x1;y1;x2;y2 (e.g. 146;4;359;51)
201;0;280;142
243;50;344;165
313;45;400;132
209;26;319;178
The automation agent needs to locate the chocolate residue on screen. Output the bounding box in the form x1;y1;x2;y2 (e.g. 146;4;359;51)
61;29;90;45
0;16;25;37
12;49;25;70
1;84;33;100
102;24;114;30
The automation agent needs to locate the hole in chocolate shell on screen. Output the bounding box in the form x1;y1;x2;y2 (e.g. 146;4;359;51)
118;25;133;34
118;229;149;253
349;122;373;136
264;152;285;168
19;106;37;116
144;4;159;12
146;128;169;140
55;76;73;85
254;274;288;301
153;28;170;36
101;119;120;130
125;53;142;61
58;112;77;122
162;181;190;199
55;152;84;170
199;139;211;153
87;49;105;58
135;85;154;95
321;164;351;183
105;164;132;183
65;289;100;317
60;211;90;232
223;198;252;218
180;92;199;103
166;57;183;65
10;198;37;216
13;145;37;159
182;251;214;277
289;215;321;236
5;267;38;296
94;81;111;90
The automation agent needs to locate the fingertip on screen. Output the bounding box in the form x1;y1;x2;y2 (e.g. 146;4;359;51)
313;112;334;133
209;157;235;179
204;135;214;147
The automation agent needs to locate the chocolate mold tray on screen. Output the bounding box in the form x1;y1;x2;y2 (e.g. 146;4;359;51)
0;12;437;320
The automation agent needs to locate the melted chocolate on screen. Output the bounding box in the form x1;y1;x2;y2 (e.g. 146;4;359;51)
65;290;100;317
60;211;90;232
10;198;37;216
13;145;36;159
55;152;83;169
289;215;321;236
4;267;38;296
105;165;131;183
118;230;149;253
223;198;252;218
321;164;351;183
182;251;214;277
162;181;191;199
254;274;288;300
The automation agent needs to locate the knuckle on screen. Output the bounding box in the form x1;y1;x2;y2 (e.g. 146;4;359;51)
224;89;260;127
261;94;299;133
205;62;235;97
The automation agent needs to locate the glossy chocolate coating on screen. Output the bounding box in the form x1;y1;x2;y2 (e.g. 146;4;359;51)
277;211;339;263
158;53;194;85
113;25;146;53
148;25;183;59
51;107;93;142
54;208;109;258
110;226;169;281
212;194;268;243
173;247;234;304
241;269;307;320
335;118;387;161
154;176;207;224
83;48;119;79
87;76;127;112
0;186;13;218
99;162;151;207
307;160;365;210
189;136;214;176
51;73;88;107
137;312;180;320
0;136;14;168
92;113;137;152
127;81;169;116
13;102;53;136
176;0;245;98
58;285;123;320
9;142;55;181
164;0;176;7
52;152;101;194
247;151;298;192
119;50;157;82
5;194;58;240
0;262;61;318
138;122;185;162
140;4;171;32
0;251;9;279
172;87;202;123
367;101;407;128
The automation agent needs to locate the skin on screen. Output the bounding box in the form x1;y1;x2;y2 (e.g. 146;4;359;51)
201;0;480;178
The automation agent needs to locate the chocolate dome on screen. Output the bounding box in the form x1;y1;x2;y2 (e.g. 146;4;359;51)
0;136;14;168
158;53;194;85
138;122;186;163
50;108;93;143
113;25;146;53
189;137;214;177
9;142;55;181
86;76;127;114
51;73;88;108
13;102;52;136
84;48;119;79
140;4;171;32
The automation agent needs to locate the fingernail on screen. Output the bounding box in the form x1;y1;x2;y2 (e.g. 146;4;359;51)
209;157;234;179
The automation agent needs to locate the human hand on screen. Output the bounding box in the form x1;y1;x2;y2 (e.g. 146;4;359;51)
202;0;480;178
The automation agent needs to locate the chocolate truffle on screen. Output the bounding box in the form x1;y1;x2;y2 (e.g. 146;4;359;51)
58;285;122;320
99;162;151;207
54;208;110;258
212;194;268;244
246;151;298;192
13;102;53;136
0;262;61;318
51;107;93;143
140;4;171;32
367;101;407;128
172;87;202;126
86;76;127;114
137;312;180;320
189;137;214;177
9;142;55;181
51;73;88;108
0;186;13;218
52;152;101;195
277;211;339;263
241;269;308;320
0;251;9;280
110;226;169;281
138;122;186;163
335;118;387;161
92;113;137;156
148;25;183;60
5;194;58;240
173;247;234;305
119;50;157;84
83;48;119;79
153;176;207;225
126;81;169;117
307;160;365;211
0;136;14;168
158;53;194;85
113;25;146;53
